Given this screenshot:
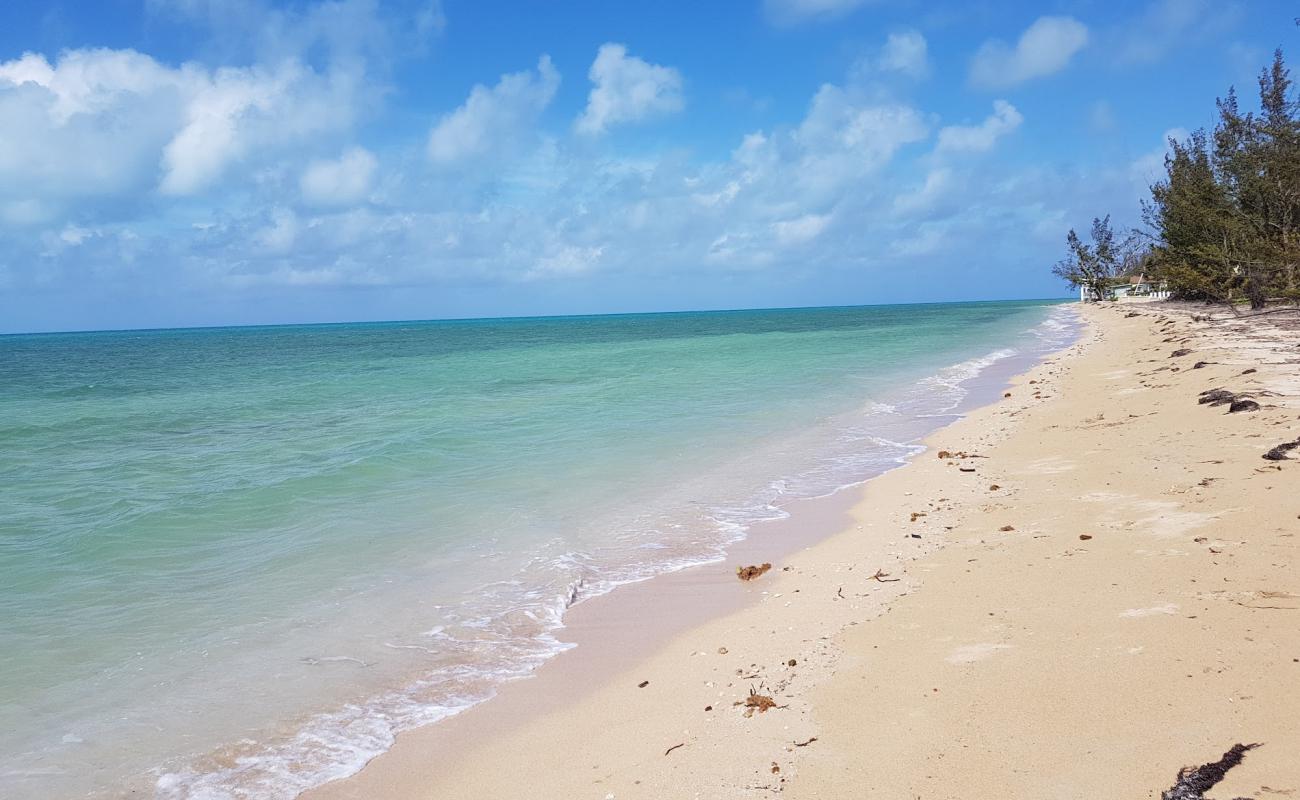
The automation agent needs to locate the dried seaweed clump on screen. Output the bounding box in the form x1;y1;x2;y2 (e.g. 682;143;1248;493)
1161;742;1260;800
1263;437;1300;461
736;563;772;581
743;691;776;716
1198;388;1237;406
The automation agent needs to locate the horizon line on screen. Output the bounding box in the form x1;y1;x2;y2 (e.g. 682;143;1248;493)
0;295;1074;338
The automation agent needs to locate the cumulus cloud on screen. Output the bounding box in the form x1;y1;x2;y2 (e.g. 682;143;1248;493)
772;213;831;246
877;30;929;79
935;100;1023;153
969;16;1089;89
4;29;1136;332
575;44;683;136
0;47;362;219
300;147;377;206
427;55;560;164
763;0;874;25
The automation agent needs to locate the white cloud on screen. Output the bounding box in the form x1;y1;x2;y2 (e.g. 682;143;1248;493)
763;0;873;25
969;16;1089;89
936;100;1023;153
892;168;952;216
575;44;683;136
300;147;377;206
528;244;604;279
256;207;299;253
3;38;1130;331
427;55;560;164
878;30;929;79
793;84;929;187
773;213;831;245
0;47;362;214
161;60;355;195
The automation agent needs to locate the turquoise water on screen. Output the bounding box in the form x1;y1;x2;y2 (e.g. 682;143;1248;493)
0;301;1073;798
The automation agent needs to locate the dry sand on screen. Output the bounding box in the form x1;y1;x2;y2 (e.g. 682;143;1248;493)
307;303;1299;800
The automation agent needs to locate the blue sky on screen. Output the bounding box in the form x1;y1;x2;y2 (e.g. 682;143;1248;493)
0;0;1294;332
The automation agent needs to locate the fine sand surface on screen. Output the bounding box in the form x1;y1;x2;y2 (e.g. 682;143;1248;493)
307;303;1299;799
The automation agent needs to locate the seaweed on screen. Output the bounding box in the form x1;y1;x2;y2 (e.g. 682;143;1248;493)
1160;743;1260;800
1263;438;1300;461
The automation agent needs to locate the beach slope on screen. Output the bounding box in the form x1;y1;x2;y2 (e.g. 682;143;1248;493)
310;304;1299;799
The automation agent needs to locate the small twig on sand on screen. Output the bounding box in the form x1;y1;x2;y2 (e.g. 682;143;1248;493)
664;742;685;756
1160;743;1261;800
869;569;900;582
794;737;818;747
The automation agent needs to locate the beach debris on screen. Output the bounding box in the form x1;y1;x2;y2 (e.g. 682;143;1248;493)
638;680;649;688
1192;361;1209;369
959;467;977;473
1263;437;1300;461
909;511;927;522
771;762;780;774
1160;743;1261;800
989;484;1001;491
744;690;777;715
664;742;685;756
869;568;900;582
1228;399;1261;413
999;525;1015;532
1170;348;1193;357
1079;534;1093;541
1198;389;1237;406
937;450;953;459
736;563;772;581
1003;392;1012;398
718;647;729;655
1241;368;1258;375
705;705;713;711
794;737;818;747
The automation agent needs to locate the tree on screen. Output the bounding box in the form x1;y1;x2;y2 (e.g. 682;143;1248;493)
1142;49;1300;309
1053;215;1134;301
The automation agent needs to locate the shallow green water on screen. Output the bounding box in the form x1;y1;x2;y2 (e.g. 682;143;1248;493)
0;300;1072;798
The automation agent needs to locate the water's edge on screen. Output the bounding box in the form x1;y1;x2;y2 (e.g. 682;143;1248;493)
284;304;1083;800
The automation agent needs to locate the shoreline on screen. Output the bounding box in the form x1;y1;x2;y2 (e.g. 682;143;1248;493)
303;307;1089;799
309;301;1300;799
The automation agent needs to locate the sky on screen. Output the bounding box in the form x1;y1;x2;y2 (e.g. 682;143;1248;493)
0;0;1295;333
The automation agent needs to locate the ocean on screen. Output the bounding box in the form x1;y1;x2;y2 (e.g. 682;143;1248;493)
0;300;1076;798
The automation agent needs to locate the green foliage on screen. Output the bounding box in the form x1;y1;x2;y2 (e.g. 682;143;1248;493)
1052;215;1137;300
1142;49;1300;308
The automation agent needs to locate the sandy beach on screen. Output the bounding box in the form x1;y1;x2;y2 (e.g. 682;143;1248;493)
307;302;1299;799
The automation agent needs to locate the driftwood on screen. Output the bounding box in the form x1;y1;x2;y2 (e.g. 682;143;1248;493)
1160;743;1260;800
664;742;685;756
